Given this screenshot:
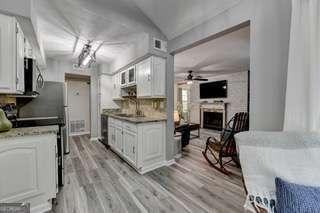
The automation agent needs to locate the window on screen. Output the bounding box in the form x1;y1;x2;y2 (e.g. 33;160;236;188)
182;89;188;113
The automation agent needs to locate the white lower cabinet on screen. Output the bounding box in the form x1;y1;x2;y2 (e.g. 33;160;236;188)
0;134;57;213
114;126;123;153
108;118;166;174
123;129;137;166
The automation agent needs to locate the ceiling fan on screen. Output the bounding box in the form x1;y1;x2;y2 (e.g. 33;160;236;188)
178;70;208;85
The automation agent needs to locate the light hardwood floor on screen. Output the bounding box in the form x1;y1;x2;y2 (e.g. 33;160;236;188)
52;135;246;213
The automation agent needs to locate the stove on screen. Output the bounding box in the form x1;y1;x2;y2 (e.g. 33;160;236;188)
15;116;65;187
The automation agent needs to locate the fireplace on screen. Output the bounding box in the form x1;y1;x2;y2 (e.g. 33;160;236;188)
200;102;227;131
203;111;223;131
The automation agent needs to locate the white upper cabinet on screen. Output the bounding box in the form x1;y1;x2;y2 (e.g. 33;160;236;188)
0;13;25;94
136;56;166;98
127;66;136;86
16;22;25;93
120;66;136;88
112;73;121;99
120;70;127;87
112;55;166;99
136;57;152;97
152;56;166;97
0;14;16;93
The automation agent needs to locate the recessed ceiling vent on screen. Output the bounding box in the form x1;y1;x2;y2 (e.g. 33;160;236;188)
153;38;167;52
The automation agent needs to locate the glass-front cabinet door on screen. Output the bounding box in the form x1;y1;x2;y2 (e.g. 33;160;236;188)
128;66;136;85
120;71;127;87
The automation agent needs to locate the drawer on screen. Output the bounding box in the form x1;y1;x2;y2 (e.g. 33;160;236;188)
122;122;137;132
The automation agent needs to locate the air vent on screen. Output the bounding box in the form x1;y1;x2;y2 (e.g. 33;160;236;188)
153;38;167;52
70;120;85;133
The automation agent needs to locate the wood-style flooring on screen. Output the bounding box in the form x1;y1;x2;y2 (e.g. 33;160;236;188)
52;135;246;213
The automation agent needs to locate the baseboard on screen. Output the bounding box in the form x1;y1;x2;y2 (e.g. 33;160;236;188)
138;161;168;174
166;159;176;166
70;132;90;137
90;137;100;142
174;153;182;159
31;201;52;213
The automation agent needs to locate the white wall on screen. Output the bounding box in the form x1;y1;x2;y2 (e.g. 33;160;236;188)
169;0;291;131
187;71;248;124
44;58;100;139
100;74;119;110
0;0;31;17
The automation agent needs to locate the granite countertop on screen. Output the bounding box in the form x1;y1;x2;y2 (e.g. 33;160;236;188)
104;113;167;124
0;125;59;139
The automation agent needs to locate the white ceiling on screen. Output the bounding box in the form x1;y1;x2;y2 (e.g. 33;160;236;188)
175;26;250;81
132;0;242;40
35;0;161;63
35;0;243;65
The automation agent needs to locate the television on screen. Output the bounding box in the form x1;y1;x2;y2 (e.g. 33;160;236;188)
200;80;227;99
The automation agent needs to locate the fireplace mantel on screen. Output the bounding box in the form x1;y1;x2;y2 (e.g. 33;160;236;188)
200;102;227;130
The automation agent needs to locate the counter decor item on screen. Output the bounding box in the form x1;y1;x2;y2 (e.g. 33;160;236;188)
0;109;12;132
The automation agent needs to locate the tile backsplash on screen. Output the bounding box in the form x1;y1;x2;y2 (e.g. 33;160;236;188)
0;95;16;105
121;99;166;117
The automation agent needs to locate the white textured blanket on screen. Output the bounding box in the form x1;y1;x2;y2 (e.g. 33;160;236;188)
235;131;320;212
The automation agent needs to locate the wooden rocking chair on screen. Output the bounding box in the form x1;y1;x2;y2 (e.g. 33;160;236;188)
202;112;249;175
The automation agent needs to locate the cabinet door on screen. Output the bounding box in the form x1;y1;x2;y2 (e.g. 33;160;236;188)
0;14;16;93
114;126;123;153
136;58;152;97
141;123;164;163
120;71;127;87
108;125;115;148
0;135;56;203
127;66;136;85
152;57;166;97
117;73;122;98
112;74;117;98
123;129;137;165
16;22;25;94
112;74;121;99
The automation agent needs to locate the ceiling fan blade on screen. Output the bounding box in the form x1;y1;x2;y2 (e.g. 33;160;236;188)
194;78;208;81
177;81;187;85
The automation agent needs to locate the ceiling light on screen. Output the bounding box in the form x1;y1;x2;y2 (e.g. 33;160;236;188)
78;41;97;68
81;55;92;66
187;80;193;85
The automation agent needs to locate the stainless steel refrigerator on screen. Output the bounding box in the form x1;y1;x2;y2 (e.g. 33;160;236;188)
18;81;70;153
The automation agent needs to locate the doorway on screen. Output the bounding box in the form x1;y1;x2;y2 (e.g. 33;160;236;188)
65;74;91;136
174;24;250;148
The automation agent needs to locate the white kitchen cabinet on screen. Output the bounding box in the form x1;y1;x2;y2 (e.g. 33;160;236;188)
108;117;166;174
0;14;16;93
112;73;122;99
151;56;166;97
24;39;34;59
0;134;57;212
0;13;25;94
123;129;137;166
136;57;152;97
136;56;166;98
108;125;116;148
16;22;25;93
114;125;123;153
120;70;127;87
138;122;165;167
